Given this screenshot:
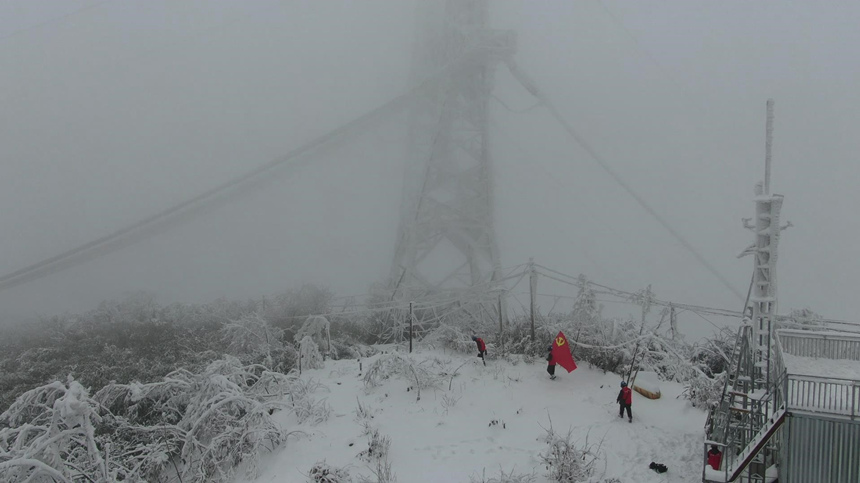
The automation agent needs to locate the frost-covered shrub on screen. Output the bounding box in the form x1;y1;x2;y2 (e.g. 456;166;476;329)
362;353;443;398
309;460;352;483
357;429;395;483
329;337;377;361
358;429;390;463
1;356;320;483
300;336;325;370
539;423;601;483
421;324;473;353
296;316;332;358
571;318;637;374
689;329;736;378
502;320;555;359
681;371;725;408
0;377;110;482
221;313;295;371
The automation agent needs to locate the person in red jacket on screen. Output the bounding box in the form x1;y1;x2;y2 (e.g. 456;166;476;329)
471;335;486;365
546;345;556;379
617;381;632;422
707;445;723;470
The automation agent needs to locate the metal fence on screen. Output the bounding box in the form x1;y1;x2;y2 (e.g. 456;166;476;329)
784;375;858;419
776;330;860;420
777;330;860;360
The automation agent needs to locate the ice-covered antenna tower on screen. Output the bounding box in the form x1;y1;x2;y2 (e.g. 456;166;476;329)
388;0;515;322
746;98;785;390
704;100;791;483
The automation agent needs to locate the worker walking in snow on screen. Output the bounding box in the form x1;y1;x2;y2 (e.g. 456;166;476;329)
472;335;486;365
546;345;556;379
617;381;633;422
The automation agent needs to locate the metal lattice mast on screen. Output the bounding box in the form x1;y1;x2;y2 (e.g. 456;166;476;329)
389;0;515;320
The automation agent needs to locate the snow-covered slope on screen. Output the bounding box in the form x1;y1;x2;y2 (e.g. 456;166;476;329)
239;349;706;483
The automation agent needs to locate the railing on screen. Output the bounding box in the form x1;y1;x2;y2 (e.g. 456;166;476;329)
784;374;858;419
776;329;860;419
777;329;860;360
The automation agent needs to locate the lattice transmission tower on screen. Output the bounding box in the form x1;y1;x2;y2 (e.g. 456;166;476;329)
389;0;515;323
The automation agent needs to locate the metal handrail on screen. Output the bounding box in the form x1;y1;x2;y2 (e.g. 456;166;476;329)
783;373;859;418
777;329;860;360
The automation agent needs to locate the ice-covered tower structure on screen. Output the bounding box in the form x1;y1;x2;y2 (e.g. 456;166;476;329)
388;0;515;325
749;99;783;391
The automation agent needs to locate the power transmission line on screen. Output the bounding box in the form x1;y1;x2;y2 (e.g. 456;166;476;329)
0;43;503;293
0;90;414;292
504;60;745;301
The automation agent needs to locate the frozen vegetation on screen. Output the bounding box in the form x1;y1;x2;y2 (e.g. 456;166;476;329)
0;281;755;482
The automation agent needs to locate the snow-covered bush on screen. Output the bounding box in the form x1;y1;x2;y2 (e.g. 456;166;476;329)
421;324;474;353
681;371;726;409
296;316;332;357
300;336;325;370
357;429;395;483
330;337;376;360
539;421;601;483
1;355;320;483
290;392;332;426
221;313;295;371
309;460;352;483
0;377;110;482
571;317;636;374
358;429;389;463
138;356;291;481
363;353;443;401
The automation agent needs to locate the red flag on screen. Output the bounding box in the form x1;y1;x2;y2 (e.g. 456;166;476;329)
552;331;578;373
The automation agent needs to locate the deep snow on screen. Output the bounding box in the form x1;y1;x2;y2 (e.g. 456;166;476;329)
240;349;707;482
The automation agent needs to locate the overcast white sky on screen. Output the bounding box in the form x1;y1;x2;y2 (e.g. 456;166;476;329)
1;1;857;337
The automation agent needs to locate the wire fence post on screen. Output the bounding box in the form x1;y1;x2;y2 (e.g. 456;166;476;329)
409;301;413;353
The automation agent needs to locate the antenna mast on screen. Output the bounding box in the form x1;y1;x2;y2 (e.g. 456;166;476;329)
765;98;774;195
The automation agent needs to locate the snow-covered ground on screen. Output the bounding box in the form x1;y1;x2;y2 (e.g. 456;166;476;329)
782;353;860;380
239;349;707;483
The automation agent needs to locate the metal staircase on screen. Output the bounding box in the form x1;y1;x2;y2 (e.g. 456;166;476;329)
704;325;784;483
